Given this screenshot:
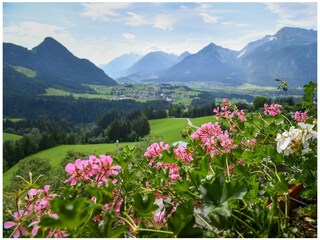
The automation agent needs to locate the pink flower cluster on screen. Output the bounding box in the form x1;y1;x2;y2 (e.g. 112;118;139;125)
213;98;247;131
263;103;282;116
144;142;181;181
144;142;170;165
173;145;193;163
294;111;308;122
65;155;121;186
192;122;237;157
4;185;68;238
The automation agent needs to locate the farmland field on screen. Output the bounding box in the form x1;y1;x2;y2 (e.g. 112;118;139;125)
149;118;189;143
3;133;22;142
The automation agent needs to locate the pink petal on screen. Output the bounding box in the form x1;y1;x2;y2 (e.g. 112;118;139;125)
4;221;17;229
71;178;77;186
111;170;119;175
112;165;121;170
20;226;27;235
13;229;20;238
75;159;83;169
31;226;40;236
44;185;51;194
28;188;38;196
65;163;75;174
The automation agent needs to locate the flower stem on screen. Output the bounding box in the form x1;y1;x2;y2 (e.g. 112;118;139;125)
137;228;174;235
195;212;213;231
232;213;258;236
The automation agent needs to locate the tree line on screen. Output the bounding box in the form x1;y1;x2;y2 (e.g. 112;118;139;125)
3;110;150;172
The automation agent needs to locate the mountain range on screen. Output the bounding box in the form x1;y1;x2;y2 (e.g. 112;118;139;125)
3;27;317;96
3;37;116;95
103;27;316;87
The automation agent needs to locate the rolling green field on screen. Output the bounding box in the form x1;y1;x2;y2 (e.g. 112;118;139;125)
3;142;135;187
149;118;189;143
3;115;229;187
3;133;22;142
189;116;216;127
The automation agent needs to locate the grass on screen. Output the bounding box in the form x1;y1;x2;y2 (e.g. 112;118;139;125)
149;118;189;143
44;88;70;96
3;142;135;187
13;66;37;78
189;115;217;128
4;118;24;123
3;133;22;142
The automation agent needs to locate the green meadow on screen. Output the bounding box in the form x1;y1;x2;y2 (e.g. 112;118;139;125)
3;115;221;187
3;133;22;142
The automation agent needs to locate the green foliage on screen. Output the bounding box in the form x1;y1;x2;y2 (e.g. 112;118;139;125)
199;175;247;217
3;82;317;238
253;96;269;109
132;193;158;217
167;200;203;237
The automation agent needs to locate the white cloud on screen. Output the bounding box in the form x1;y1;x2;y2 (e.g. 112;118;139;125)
3;21;74;49
221;21;250;28
125;12;148;26
265;3;317;29
217;30;274;51
199;12;219;24
81;2;131;21
122;33;135;40
153;15;175;31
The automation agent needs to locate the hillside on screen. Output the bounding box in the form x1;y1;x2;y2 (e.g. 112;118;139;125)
3;37;117;95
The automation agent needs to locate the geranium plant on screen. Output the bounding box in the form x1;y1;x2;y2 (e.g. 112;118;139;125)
3;81;317;238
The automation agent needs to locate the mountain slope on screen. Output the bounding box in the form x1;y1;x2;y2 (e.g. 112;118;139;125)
161;43;243;84
100;53;142;78
239;27;317;86
3;37;117;94
125;51;178;76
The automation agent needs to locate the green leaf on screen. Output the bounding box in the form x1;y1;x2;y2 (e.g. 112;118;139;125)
50;197;96;230
39;215;61;227
171;179;190;192
167;200;202;237
100;213;128;238
199;175;247;217
85;184;114;204
154;146;176;163
193;155;209;177
274;173;288;194
133;193;158;217
234;164;250;177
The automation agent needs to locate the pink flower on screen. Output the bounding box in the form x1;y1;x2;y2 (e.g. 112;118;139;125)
174;146;193;163
144;142;170;165
263;103;282;116
294;111;308;122
192;123;236;156
154;212;166;223
4;210;28;238
64;155;121;186
48;229;69;238
98;155;121;176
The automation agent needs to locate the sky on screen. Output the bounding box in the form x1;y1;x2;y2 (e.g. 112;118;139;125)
3;2;318;66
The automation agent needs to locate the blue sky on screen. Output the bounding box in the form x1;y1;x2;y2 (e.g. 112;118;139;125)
3;2;317;65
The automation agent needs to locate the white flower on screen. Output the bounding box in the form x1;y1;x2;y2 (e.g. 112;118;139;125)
276;123;317;156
